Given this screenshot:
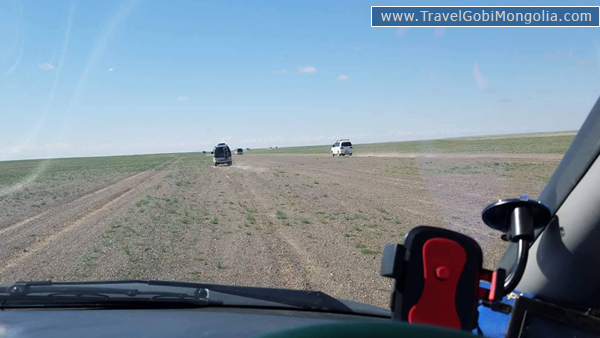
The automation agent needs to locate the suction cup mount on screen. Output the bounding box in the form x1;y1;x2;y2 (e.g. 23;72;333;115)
482;195;552;294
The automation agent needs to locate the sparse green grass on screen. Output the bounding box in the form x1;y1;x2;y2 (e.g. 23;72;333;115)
385;166;421;176
276;210;287;219
300;217;311;224
0;153;177;186
246;214;255;224
355;243;378;254
123;245;134;260
375;205;388;214
0;138;569;278
136;195;152;208
216;259;224;269
175;180;191;187
361;248;379;254
343;211;369;221
248;133;575;155
443;165;481;175
122;224;137;234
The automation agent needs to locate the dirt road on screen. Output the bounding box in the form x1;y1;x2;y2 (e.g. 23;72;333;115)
0;153;559;308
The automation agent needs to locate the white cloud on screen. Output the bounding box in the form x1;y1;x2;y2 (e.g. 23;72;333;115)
220;135;234;143
472;64;487;90
240;136;284;144
574;59;591;66
289;135;335;143
177;95;189;101
433;27;446;37
336;74;349;81
546;51;573;59
298;65;316;74
39;63;55;71
395;27;409;36
275;69;288;75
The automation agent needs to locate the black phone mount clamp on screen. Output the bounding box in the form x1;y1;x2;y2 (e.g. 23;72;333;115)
380;196;551;332
482;196;551;294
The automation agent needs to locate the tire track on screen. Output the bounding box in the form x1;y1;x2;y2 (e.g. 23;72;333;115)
0;169;151;236
229;158;393;304
0;160;177;276
0;187;136;274
220;168;312;289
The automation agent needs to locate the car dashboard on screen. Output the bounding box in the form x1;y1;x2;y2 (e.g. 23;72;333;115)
0;307;389;338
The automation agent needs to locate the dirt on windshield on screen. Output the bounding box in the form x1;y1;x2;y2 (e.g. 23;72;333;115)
0;153;559;308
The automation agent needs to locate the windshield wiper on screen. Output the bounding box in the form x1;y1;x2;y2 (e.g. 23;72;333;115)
0;281;222;308
138;280;356;314
0;280;356;314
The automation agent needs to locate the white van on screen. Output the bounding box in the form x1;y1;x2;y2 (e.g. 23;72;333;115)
331;139;353;156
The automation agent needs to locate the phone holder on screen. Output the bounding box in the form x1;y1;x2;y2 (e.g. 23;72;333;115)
380;196;551;331
381;226;504;331
482;196;551;294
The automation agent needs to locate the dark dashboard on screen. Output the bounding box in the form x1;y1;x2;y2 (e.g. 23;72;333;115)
0;307;388;338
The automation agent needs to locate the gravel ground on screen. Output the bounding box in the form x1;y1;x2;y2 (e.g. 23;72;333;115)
0;153;560;308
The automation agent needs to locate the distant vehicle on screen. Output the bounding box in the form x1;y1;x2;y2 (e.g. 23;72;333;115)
213;143;232;166
235;148;243;155
201;151;207;155
331;139;353;156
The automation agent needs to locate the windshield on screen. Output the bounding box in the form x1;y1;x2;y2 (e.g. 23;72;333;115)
0;1;597;311
214;147;226;157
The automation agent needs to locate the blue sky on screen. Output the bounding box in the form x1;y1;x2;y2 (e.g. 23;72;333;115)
1;0;599;160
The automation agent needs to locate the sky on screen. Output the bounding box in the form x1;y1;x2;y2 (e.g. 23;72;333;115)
1;0;599;160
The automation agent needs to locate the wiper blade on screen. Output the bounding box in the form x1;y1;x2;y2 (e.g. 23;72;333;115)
0;281;221;308
1;280;356;314
142;280;355;314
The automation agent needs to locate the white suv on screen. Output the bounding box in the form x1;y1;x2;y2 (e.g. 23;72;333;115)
331;139;353;156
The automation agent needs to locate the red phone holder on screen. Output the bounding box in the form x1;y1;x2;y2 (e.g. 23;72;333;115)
381;226;505;331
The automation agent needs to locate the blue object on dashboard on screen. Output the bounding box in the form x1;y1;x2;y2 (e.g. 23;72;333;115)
476;281;532;338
